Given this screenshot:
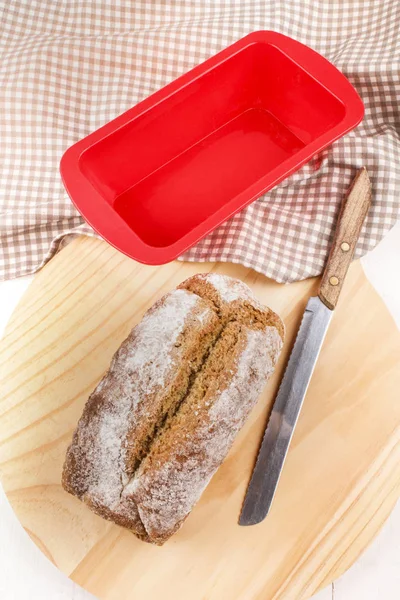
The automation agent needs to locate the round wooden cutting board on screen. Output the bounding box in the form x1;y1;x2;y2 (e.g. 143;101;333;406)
1;237;400;600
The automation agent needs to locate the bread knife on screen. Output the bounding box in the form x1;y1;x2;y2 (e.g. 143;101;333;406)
239;167;372;525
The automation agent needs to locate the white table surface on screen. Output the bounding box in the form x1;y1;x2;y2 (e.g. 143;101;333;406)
1;224;399;600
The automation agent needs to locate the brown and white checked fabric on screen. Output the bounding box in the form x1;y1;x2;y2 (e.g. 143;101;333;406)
1;1;399;283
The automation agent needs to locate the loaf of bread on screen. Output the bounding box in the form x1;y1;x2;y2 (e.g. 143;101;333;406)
62;273;284;544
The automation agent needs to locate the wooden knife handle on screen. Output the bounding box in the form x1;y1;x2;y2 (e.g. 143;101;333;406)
319;167;372;310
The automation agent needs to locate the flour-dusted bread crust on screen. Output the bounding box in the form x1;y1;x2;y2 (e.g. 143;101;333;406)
62;274;284;543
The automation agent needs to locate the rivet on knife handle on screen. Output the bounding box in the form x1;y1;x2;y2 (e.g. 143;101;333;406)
319;167;372;310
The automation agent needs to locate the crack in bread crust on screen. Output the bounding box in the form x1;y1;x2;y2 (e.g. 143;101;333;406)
119;320;240;539
120;317;223;484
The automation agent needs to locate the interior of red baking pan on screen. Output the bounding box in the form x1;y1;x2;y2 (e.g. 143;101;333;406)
79;41;345;248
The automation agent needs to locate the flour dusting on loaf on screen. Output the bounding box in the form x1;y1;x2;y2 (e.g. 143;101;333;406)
62;273;284;544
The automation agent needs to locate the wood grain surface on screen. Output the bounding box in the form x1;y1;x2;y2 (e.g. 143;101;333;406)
1;236;400;600
319;167;372;310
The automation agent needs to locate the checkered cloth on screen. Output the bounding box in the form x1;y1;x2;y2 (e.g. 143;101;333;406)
1;1;399;283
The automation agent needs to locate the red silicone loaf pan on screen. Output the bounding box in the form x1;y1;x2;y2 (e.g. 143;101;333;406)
60;31;364;265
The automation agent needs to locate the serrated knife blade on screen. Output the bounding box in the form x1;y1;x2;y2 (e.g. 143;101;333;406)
239;167;372;526
239;296;332;525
